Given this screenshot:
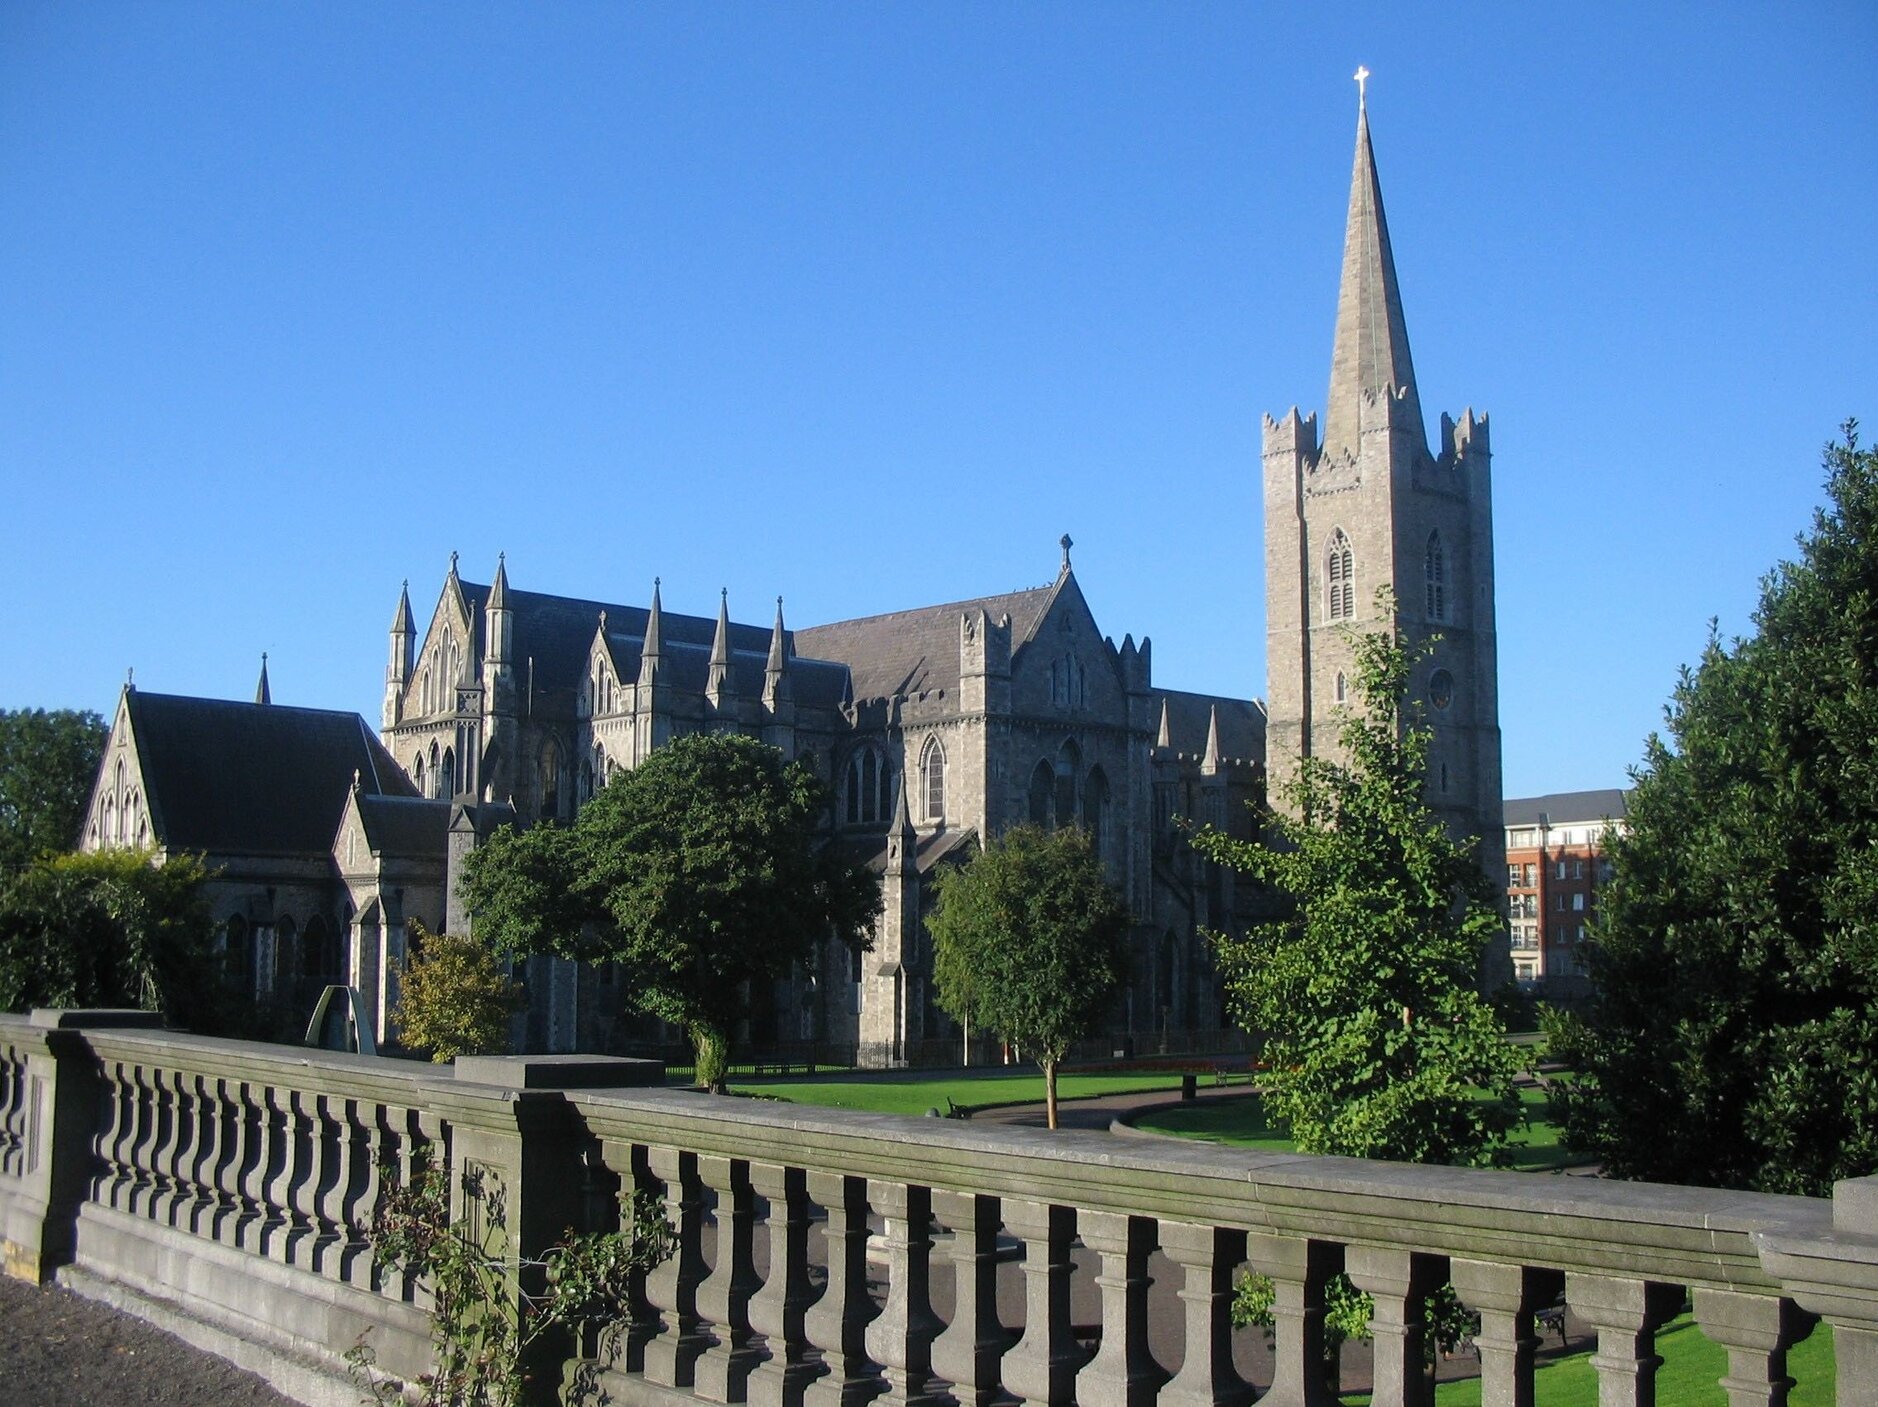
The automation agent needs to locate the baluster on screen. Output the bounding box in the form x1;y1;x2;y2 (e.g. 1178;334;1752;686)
1450;1259;1548;1407
147;1067;185;1227
1344;1246;1442;1407
746;1161;817;1404
1246;1232;1339;1407
260;1085;298;1260
1074;1210;1157;1407
313;1095;351;1280
287;1090;326;1270
864;1179;939;1407
1692;1289;1816;1407
0;1050;23;1178
1000;1198;1079;1407
210;1077;249;1247
1158;1220;1249;1407
237;1082;272;1253
1566;1274;1673;1407
694;1155;761;1402
929;1190;1006;1407
802;1171;878;1407
337;1099;376;1286
166;1068;201;1230
93;1061;135;1210
641;1146;709;1388
177;1073;215;1236
124;1064;161;1216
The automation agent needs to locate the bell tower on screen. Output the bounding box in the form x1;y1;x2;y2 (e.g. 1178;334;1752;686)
1262;77;1506;965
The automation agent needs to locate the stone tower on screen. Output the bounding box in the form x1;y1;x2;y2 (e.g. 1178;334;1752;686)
1262;90;1507;951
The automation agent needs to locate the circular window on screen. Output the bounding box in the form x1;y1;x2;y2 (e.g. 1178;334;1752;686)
1428;669;1455;711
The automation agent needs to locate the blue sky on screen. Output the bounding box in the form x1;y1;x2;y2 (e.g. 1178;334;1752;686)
4;3;1873;799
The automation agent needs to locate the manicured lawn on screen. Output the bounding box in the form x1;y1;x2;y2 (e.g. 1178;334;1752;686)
744;1070;1197;1118
1135;1087;1597;1174
1415;1313;1834;1406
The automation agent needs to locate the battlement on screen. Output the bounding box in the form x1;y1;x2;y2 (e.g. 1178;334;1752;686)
1261;406;1319;458
1437;408;1491;471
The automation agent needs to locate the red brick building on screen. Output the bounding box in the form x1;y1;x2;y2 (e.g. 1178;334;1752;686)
1503;789;1628;993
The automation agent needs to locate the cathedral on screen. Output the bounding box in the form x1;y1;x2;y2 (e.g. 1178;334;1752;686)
79;98;1505;1063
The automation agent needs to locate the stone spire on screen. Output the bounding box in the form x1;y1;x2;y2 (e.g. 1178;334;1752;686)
638;579;664;687
390;580;414;636
1200;703;1223;775
385;581;414;729
255;653;271;706
764;596;791;708
486;553;512;666
706;588;733;703
488;551;509;610
1322;87;1423;463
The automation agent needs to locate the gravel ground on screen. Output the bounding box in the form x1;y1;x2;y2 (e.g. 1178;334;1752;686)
0;1273;304;1407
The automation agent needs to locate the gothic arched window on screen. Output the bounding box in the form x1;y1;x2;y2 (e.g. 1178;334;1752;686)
1326;529;1355;621
1084;765;1111;861
920;736;946;823
1425;531;1448;622
539;741;560;821
413;753;426;795
1335;671;1348;704
1054;739;1081;830
1028;760;1054;827
440;748;457;800
845;747;891;826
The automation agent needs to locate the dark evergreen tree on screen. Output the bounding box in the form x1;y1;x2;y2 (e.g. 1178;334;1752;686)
1551;425;1878;1194
0;708;107;877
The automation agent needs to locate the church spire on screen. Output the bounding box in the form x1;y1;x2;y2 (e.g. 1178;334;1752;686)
1155;696;1172;751
764;596;791;708
1200;703;1222;775
255;652;271;706
1323;74;1424;462
706;588;733;703
638;578;664;687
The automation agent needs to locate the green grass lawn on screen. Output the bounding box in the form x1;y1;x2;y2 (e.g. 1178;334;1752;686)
1135;1087;1595;1174
742;1069;1200;1117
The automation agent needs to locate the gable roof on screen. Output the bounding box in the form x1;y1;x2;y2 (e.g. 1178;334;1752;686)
793;583;1058;703
354;794;453;859
127;691;415;858
1504;790;1629;828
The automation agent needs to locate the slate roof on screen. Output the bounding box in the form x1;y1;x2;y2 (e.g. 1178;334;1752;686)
598;633;852;711
355;794;452;859
1152;689;1267;763
127;691;416;858
462;582;844;706
793;584;1058;703
1504;790;1629;828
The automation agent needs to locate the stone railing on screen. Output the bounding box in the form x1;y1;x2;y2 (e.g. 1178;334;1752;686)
1;1009;1874;1407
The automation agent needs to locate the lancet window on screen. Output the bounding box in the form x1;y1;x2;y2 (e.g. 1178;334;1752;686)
1326;529;1355;621
1425;530;1448;622
920;736;946;822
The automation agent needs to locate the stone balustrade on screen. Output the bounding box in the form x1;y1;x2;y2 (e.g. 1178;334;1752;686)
1;1010;1874;1407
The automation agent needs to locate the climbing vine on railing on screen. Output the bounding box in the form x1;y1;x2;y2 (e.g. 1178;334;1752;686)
347;1148;675;1407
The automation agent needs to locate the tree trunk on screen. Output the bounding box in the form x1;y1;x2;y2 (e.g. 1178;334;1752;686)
1044;1056;1058;1129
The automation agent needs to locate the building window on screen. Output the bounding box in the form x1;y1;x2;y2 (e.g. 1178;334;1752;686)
1572;858;1584;880
1573;893;1586;912
920;736;945;822
1054;739;1081;829
1556;859;1567;881
845;747;891;826
1524;863;1536;886
1555;895;1566;912
1334;671;1347;703
1028;760;1054;827
224;916;252;982
1084;765;1110;862
1507;864;1521;887
1424;531;1448;622
1326;529;1354;621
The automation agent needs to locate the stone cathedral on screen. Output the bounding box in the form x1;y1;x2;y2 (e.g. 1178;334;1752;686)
80;101;1505;1062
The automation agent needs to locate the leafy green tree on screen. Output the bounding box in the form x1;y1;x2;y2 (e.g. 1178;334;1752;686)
392;923;526;1062
928;824;1129;1129
1549;424;1878;1195
0;708;107;877
461;732;878;1091
0;848;230;1031
1193;598;1521;1166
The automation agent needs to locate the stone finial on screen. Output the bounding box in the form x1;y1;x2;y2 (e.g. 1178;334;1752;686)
1060;533;1074;571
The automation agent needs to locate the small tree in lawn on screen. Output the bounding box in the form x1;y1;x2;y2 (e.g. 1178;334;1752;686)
928;825;1129;1129
1193;598;1520;1165
461;732;878;1091
392;922;526;1062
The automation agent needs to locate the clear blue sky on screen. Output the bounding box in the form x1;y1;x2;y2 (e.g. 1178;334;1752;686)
4;4;1873;799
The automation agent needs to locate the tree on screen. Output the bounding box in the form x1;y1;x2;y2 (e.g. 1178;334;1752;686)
460;732;879;1091
1549;424;1878;1195
928;824;1129;1129
392;923;527;1062
0;848;232;1031
0;708;108;877
1193;599;1521;1167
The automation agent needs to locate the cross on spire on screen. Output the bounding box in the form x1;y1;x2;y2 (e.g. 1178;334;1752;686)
1354;65;1370;109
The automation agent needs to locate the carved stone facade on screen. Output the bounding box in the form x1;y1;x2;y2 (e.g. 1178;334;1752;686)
79;100;1504;1059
